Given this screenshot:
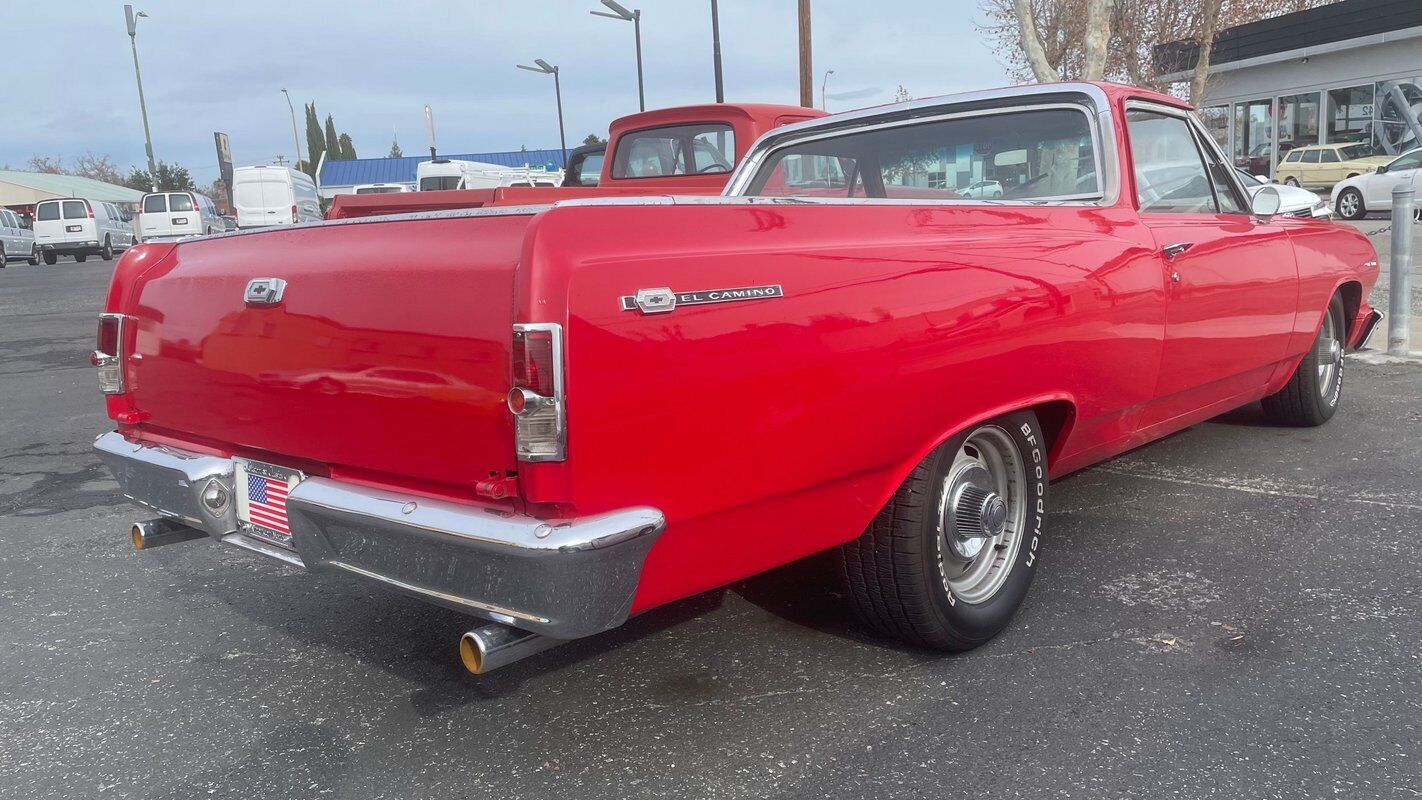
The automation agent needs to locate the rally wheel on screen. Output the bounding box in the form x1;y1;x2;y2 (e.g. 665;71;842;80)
839;410;1048;650
1262;294;1345;426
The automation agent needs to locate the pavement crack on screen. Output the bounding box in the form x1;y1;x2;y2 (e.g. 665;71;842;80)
1087;463;1422;512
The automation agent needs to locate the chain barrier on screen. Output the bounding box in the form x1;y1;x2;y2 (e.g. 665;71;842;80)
1364;209;1422;238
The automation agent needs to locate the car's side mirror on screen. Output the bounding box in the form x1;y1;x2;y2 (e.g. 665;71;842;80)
1252;185;1281;221
1254;175;1270;184
1376;165;1388;174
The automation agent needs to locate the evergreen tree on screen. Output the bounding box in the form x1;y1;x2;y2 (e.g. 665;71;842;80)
388;140;403;158
337;133;357;160
324;115;340;160
303;102;325;178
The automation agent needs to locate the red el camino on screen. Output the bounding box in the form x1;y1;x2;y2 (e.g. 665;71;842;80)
93;82;1382;673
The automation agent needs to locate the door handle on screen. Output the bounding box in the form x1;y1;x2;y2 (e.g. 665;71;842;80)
1163;242;1193;259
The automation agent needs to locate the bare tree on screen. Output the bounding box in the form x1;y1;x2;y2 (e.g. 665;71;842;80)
73;152;125;185
1011;0;1060;81
1189;0;1225;106
1081;0;1117;80
26;156;65;174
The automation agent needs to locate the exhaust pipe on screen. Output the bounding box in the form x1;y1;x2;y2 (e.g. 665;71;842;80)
459;623;561;675
131;518;207;551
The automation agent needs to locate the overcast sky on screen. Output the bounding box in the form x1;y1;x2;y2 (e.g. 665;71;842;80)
5;1;1011;183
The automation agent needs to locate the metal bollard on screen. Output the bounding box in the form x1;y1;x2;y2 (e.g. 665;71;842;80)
1388;184;1414;356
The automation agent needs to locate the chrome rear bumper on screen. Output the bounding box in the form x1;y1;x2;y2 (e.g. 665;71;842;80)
94;431;665;639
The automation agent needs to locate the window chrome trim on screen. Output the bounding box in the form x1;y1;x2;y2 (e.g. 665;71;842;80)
726;83;1121;206
1123;98;1256;216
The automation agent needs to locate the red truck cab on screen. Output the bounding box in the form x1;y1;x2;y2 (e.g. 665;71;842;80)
325;103;823;220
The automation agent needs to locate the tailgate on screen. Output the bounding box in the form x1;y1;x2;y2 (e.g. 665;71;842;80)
124;213;533;490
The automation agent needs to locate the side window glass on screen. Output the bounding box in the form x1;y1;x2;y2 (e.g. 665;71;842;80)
1392;153;1422;172
1301;150;1321;164
1127;110;1217;214
1319;150;1339;163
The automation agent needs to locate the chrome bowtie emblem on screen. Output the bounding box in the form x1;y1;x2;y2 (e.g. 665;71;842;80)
620;284;784;314
244;278;287;306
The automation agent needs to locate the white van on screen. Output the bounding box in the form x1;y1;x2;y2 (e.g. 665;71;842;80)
138;191;223;240
352;183;413;195
0;208;38;266
232;166;323;229
33;198;136;264
416;159;563;191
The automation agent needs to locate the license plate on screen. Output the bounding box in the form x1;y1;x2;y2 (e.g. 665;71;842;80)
234;458;303;548
66;225;82;232
173;217;188;225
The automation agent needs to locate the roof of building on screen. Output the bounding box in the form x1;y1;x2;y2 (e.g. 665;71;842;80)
0;170;144;206
1155;0;1422;76
318;148;568;188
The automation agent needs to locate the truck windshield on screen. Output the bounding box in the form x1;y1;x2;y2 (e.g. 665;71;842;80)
744;106;1102;202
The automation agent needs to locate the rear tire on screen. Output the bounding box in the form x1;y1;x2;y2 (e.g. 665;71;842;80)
101;237;113;261
1336;188;1366;220
839;410;1048;650
1262;294;1346;427
0;243;6;267
75;254;88;263
42;250;56;265
1284;177;1299;187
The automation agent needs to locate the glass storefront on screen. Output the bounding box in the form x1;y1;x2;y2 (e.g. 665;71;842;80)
1277;93;1320;159
1233;98;1273;175
1325;85;1375;148
1200;106;1229;151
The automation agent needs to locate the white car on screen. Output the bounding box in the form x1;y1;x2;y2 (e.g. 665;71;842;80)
960;179;1003;199
232;166;323;229
32;198;137;264
1329;147;1422;220
138;191;224;241
1234;169;1328;218
0;208;38;266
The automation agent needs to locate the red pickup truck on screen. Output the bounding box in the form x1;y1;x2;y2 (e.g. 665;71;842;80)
325;102;823;220
94;82;1381;674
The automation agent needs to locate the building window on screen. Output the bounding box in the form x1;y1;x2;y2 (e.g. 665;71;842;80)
1277;93;1320;160
1373;77;1422;157
1233;98;1273;175
1325;85;1375;149
1200;105;1229;152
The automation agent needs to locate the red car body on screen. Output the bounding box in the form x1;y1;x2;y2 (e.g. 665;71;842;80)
324;103;824;220
95;82;1379;667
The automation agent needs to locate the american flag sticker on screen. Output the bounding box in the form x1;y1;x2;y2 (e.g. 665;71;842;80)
236;461;300;546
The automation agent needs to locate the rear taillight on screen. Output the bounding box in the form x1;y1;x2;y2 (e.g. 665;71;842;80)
509;323;565;461
91;313;127;394
86;203;94;218
291;204;298;223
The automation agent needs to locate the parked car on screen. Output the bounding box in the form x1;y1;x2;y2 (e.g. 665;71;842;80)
328;103;824;219
0;208;38;266
32;197;135;263
416;160;562;191
93;82;1380;675
960;179;1004;199
220;215;238;232
231;166;323;229
563;144;606;187
1329;147;1422;220
137;191;223;241
1233;169;1328;218
1274;143;1393;190
352;183;412;195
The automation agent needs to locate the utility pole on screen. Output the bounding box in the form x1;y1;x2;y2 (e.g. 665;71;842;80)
281;89;303;170
797;0;812;108
711;0;724;103
124;5;158;191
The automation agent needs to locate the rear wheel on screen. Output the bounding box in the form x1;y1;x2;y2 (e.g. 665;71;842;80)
101;237;113;261
1262;294;1345;426
1336;188;1365;220
0;242;7;267
74;254;87;263
1284;177;1300;187
42;250;56;265
839;411;1048;650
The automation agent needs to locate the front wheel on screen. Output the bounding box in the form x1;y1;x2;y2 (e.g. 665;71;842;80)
101;237;113;261
28;245;38;265
1284;177;1300;187
42;250;56;265
839;411;1048;650
1336;188;1366;220
1262;294;1345;426
0;243;6;267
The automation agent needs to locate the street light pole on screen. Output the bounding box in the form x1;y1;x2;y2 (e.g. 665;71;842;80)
281;89;304;170
821;69;834;110
517;60;567;164
591;1;644;112
124;5;158;191
711;0;724;103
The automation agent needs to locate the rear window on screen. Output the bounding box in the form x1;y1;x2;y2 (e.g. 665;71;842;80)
169;194;195;212
62;200;88;219
420;176;460;191
355;186;403;194
142;195;167;213
612;123;736;179
36;202;60;221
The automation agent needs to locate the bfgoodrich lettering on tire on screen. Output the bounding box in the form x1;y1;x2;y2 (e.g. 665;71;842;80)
838;410;1048;650
1261;293;1346;427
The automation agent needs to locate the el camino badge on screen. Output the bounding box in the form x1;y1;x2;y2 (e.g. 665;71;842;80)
620;284;783;314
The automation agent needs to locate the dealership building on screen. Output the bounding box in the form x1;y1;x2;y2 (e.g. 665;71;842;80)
1156;0;1422;178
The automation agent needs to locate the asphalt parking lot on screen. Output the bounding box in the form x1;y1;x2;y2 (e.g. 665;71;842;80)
2;249;1420;799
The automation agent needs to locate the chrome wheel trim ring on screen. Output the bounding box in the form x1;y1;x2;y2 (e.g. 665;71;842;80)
936;425;1028;605
1317;309;1342;401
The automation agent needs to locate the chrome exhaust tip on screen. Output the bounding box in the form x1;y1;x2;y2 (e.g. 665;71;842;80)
131;518;207;551
458;623;561;675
